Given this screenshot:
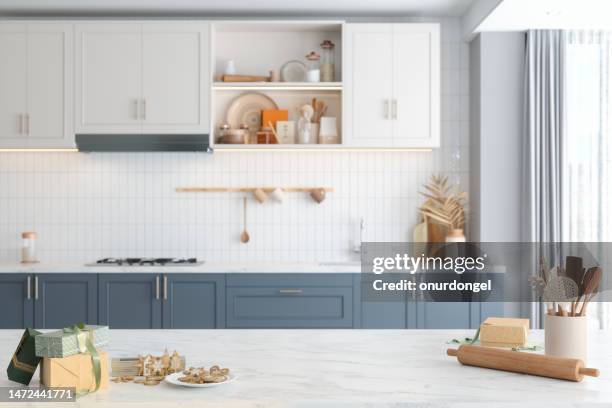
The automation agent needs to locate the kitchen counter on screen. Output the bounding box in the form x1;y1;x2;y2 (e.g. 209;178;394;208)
0;329;610;407
0;261;362;274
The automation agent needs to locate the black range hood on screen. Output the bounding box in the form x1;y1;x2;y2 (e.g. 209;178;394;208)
76;134;212;153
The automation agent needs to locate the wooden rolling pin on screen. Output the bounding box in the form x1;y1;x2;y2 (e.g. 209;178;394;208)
447;345;599;382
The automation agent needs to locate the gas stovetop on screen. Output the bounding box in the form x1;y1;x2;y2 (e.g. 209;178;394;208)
87;258;204;267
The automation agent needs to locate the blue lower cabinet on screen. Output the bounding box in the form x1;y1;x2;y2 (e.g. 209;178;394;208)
416;301;473;329
360;275;412;329
0;274;34;329
226;274;354;328
34;274;97;329
98;274;162;329
162;274;225;329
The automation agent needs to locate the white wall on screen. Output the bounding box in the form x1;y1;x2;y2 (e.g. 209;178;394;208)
469;31;526;319
0;17;470;264
469;31;524;242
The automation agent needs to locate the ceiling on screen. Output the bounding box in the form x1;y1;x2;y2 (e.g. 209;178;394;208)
477;0;612;31
0;0;476;16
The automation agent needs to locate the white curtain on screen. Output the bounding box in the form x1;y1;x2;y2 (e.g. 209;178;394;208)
566;31;612;328
524;30;568;328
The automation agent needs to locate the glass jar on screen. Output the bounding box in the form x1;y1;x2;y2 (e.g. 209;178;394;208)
320;40;335;82
21;232;38;263
218;123;231;142
305;51;320;82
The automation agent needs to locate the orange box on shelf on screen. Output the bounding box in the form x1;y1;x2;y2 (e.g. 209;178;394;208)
40;350;109;392
262;109;289;131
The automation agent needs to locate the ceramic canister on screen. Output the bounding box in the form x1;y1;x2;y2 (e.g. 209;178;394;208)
545;314;587;362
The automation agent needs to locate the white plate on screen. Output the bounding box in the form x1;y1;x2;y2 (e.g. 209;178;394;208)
280;60;307;82
164;372;237;388
226;92;278;133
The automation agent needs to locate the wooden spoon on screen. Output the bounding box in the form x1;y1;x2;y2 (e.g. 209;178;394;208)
240;197;250;243
579;266;602;316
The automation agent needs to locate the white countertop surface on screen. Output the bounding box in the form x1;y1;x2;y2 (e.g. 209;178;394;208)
0;329;610;407
0;261;362;273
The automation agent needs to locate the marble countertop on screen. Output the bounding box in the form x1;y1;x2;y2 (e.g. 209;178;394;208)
0;329;610;407
0;261;362;274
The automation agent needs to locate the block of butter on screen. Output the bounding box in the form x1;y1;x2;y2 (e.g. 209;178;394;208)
480;317;529;348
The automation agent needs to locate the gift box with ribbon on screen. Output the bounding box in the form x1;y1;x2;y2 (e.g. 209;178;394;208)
41;350;109;392
35;324;109;358
6;328;42;385
38;324;108;395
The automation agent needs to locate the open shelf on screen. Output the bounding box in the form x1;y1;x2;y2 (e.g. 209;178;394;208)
213;144;343;150
213;82;343;91
211;21;344;148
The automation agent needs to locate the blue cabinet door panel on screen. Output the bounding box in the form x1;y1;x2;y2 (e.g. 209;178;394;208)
226;273;353;287
0;274;34;329
163;274;225;329
98;274;162;329
416;302;472;329
34;274;97;329
227;286;353;328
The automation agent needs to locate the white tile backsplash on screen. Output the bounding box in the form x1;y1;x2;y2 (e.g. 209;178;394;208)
0;17;469;264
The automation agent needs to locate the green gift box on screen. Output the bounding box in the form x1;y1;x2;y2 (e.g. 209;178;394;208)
35;325;109;358
7;328;42;385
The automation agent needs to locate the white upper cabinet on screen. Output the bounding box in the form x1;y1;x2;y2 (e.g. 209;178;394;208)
75;22;210;134
0;23;73;148
142;24;207;131
77;24;142;131
345;23;440;148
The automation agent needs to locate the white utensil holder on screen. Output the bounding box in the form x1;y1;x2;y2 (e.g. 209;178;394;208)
545;314;587;362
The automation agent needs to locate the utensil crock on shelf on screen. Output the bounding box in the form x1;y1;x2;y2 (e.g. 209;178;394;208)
545;314;587;362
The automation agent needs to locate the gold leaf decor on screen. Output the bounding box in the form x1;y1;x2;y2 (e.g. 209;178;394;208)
419;174;467;230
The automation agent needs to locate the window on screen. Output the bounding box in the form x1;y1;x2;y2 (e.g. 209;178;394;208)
566;31;612;328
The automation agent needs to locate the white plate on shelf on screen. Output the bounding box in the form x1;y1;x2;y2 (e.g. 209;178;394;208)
280;60;307;82
226;92;278;133
165;372;237;388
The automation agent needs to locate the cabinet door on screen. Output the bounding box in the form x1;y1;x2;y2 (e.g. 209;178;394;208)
98;274;162;329
34;274;97;329
392;24;440;148
162;274;224;329
26;24;74;147
142;23;210;132
360;274;413;328
75;24;142;133
226;274;354;329
0;274;34;329
345;24;393;147
416;302;472;329
0;25;27;142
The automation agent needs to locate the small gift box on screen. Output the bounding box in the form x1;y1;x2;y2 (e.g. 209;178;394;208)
41;350;109;392
7;328;42;385
35;325;109;358
480;317;529;348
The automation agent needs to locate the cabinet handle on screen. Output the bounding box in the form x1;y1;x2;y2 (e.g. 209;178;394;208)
155;276;160;300
34;276;38;300
278;289;303;294
163;276;168;300
392;99;398;120
26;276;31;300
384;100;390;119
26;114;30;134
18;114;23;134
142;99;147;120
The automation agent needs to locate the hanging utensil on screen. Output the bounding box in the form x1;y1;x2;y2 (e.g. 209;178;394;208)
240;197;250;244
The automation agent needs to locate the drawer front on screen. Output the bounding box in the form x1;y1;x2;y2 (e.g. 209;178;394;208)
226;286;353;328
